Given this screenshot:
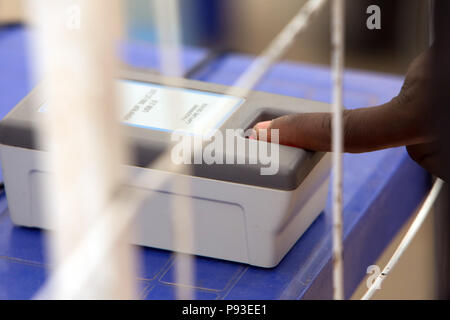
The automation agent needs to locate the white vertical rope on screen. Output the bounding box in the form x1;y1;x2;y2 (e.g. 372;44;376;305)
153;0;183;78
153;0;195;300
27;0;135;299
331;0;345;300
362;179;444;300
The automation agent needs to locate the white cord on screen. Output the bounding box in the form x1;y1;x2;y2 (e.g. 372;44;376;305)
27;0;136;299
153;0;195;301
331;0;345;300
361;178;444;300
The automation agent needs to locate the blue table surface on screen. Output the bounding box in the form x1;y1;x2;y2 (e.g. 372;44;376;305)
0;26;430;300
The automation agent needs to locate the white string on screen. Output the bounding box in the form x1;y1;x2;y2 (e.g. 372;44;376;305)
27;0;135;299
331;0;345;300
361;178;444;300
153;0;195;300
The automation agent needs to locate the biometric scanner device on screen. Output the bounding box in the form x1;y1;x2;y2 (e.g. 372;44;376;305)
0;71;331;268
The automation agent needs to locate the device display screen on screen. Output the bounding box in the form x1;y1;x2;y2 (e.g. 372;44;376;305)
39;80;245;135
118;80;244;135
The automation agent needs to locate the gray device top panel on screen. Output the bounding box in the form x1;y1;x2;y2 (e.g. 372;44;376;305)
0;71;330;190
